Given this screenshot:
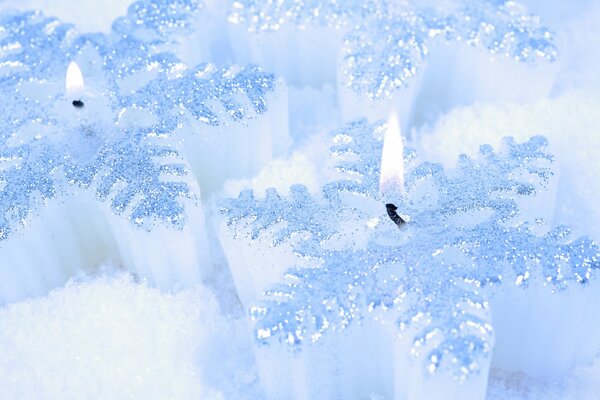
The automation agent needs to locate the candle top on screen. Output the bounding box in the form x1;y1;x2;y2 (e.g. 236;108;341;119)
0;1;280;239
229;0;557;99
222;119;600;381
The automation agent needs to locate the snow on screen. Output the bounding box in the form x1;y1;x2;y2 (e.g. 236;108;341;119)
0;271;598;400
0;270;258;399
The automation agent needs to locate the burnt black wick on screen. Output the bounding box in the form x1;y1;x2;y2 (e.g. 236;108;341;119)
72;99;84;108
386;203;406;228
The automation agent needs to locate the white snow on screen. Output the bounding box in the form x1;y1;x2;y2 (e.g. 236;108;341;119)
1;270;599;400
0;270;258;400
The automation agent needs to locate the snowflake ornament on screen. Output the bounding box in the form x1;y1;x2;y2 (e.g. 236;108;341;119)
0;0;278;239
220;119;600;397
230;0;556;99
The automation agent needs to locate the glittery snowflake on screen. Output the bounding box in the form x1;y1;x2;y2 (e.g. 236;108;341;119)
221;120;600;381
230;0;556;98
0;0;278;239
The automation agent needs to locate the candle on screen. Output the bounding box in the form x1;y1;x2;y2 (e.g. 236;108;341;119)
0;3;290;303
219;119;600;400
0;57;212;302
228;0;558;134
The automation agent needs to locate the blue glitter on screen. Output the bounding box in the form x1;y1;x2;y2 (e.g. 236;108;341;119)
222;120;600;380
230;0;557;99
0;0;278;238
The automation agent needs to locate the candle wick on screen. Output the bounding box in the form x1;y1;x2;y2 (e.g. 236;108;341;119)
385;203;406;228
72;100;85;108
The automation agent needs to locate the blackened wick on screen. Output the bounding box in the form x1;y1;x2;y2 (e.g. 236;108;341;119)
386;203;406;228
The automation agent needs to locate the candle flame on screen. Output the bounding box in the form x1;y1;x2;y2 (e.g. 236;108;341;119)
66;61;84;98
379;112;404;202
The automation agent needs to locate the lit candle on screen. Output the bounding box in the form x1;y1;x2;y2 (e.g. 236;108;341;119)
379;112;407;227
0;3;290;306
219;118;600;400
59;60;111;136
66;61;85;108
